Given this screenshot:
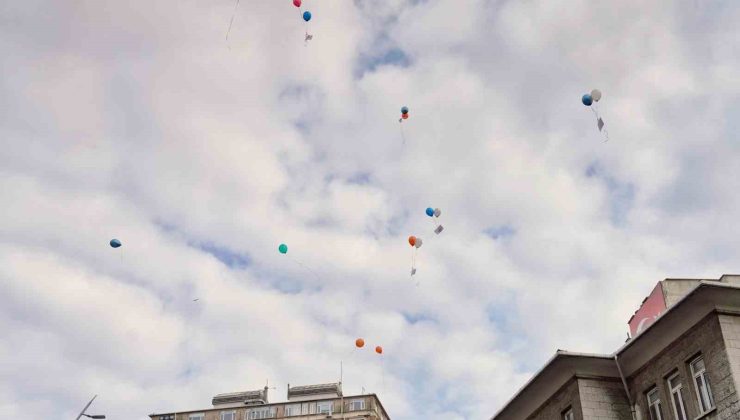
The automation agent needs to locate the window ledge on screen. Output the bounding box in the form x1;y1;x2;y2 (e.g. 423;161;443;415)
693;407;717;420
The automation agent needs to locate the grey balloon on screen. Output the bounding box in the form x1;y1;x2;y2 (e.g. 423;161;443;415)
591;89;602;102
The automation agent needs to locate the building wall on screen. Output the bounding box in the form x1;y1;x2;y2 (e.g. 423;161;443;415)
577;378;631;420
527;377;582;420
660;280;700;308
627;313;738;420
717;313;740;419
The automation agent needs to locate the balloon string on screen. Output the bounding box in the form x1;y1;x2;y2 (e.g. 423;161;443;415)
399;122;406;145
380;357;385;394
343;347;357;360
226;0;241;42
590;106;600;119
290;256;322;282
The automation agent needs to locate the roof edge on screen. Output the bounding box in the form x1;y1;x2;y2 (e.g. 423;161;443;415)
489;351;612;420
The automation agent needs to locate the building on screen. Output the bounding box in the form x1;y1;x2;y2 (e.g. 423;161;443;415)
491;275;740;420
149;382;390;420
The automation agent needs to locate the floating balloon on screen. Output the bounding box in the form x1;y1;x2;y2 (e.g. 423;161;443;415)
427;208;444;234
303;11;311;21
293;0;301;7
582;94;593;106
278;243;288;254
355;338;365;348
591;89;602;102
583;89;609;142
398;105;411;143
409;235;424;276
109;239;121;248
375;346;383;354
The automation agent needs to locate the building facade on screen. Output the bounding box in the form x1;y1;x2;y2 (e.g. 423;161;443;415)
150;382;390;420
491;275;740;420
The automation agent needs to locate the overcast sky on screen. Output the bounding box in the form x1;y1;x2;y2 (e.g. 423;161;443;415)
1;0;738;419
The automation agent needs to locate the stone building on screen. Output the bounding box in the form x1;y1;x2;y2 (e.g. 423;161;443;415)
491;275;740;420
150;382;390;420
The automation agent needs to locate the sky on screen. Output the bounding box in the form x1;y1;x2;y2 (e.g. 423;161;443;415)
0;0;738;419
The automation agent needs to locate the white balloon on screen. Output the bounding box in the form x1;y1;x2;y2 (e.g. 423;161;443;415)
433;208;441;217
591;89;602;102
415;238;423;248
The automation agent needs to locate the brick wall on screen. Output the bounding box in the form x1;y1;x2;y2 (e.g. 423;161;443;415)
527;377;582;420
578;378;631;420
717;314;740;418
627;313;738;420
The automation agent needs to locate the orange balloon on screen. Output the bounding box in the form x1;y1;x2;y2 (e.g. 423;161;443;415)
375;346;383;354
402;114;409;119
408;236;416;247
355;338;365;348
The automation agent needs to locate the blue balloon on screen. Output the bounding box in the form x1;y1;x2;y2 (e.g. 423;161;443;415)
582;94;593;106
303;11;312;21
401;106;409;114
110;239;122;248
425;207;434;217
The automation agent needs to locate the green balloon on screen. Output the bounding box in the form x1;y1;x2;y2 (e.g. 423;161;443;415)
278;244;288;254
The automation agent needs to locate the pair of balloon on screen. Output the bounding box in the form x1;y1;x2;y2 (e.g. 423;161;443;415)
292;1;312;22
581;89;602;106
355;338;383;354
400;106;409;120
425;207;441;218
408;236;423;248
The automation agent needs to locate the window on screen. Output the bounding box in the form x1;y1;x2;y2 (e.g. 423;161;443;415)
285;404;302;416
647;388;663;420
667;373;687;420
189;414;205;420
160;416;174;420
690;356;715;413
317;401;332;415
562;407;574;420
349;399;366;411
248;407;275;419
220;411;235;420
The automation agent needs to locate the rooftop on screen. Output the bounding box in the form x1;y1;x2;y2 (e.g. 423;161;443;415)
491;278;740;420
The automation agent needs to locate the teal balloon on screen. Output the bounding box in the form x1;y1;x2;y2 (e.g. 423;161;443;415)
110;239;122;248
278;244;288;254
582;94;593;106
401;106;409;114
425;207;434;217
303;11;311;21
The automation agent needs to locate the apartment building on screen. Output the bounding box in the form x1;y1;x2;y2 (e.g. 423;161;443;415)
491;275;740;420
149;382;390;420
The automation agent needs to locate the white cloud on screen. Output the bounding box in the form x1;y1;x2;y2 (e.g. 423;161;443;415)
1;0;739;419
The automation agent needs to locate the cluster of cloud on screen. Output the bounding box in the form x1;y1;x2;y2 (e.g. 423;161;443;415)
1;0;738;418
